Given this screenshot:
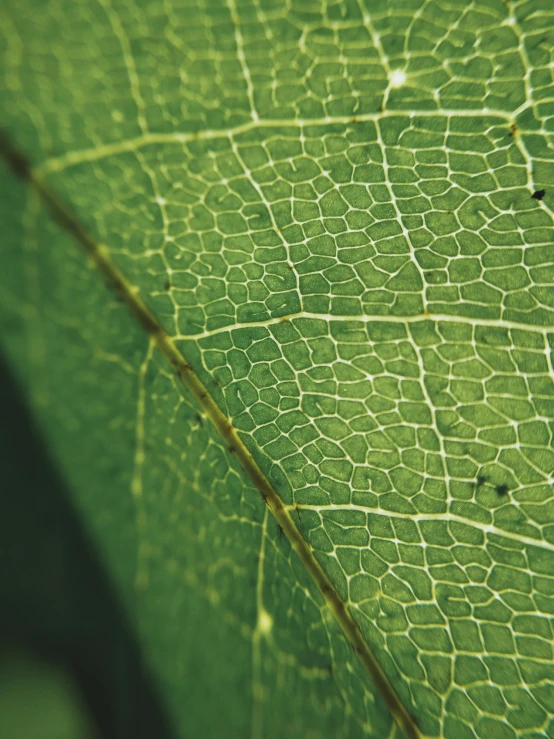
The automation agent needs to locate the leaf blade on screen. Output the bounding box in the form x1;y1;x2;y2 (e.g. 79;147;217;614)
2;1;554;737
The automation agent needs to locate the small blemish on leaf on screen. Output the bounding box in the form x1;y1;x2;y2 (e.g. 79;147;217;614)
259;489;268;505
0;131;31;179
509;123;518;136
532;189;546;201
496;483;509;496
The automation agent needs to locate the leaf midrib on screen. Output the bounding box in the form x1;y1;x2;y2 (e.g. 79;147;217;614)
0;132;421;739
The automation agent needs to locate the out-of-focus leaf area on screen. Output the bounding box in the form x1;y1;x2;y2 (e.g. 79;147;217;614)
0;353;176;739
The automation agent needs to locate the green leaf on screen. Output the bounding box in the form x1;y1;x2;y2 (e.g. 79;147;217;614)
1;1;554;738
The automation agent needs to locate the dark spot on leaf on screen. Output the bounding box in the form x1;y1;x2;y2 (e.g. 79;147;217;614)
496;483;509;496
135;307;162;337
532;189;546;201
194;413;203;427
476;474;487;488
509;123;518;136
0;131;30;179
164;280;171;290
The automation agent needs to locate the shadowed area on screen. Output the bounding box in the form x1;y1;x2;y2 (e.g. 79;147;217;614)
0;349;177;739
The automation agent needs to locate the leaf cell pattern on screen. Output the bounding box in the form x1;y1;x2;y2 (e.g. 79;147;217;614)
2;0;554;738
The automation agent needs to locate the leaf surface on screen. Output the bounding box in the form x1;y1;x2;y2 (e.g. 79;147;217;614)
1;2;554;738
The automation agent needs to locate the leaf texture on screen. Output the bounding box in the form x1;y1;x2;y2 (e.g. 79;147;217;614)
1;1;554;738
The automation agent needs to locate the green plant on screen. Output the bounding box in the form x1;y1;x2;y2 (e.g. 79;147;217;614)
1;1;553;737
